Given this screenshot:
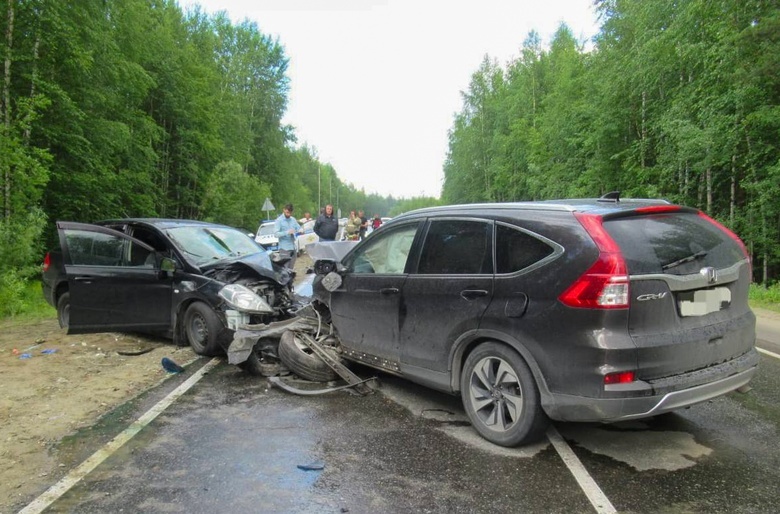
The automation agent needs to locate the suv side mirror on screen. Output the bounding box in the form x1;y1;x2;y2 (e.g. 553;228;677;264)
314;259;338;276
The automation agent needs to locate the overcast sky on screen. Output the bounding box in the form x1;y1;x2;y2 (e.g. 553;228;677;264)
179;0;600;198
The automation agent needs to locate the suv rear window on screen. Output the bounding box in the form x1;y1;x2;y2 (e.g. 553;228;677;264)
604;213;745;275
496;224;554;274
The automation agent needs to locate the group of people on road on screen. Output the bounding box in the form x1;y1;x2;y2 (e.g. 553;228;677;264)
270;202;384;268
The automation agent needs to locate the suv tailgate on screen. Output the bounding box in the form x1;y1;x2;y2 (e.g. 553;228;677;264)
604;211;756;380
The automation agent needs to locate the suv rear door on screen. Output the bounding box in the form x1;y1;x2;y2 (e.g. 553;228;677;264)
57;222;173;333
603;210;755;379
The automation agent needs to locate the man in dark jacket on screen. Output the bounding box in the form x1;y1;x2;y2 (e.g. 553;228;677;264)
313;204;338;241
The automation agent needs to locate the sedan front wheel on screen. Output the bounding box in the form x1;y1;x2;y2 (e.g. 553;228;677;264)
183;302;222;356
460;342;548;447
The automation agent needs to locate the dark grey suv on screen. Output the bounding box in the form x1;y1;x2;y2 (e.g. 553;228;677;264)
313;195;758;447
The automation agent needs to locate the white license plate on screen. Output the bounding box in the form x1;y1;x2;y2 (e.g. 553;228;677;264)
678;287;731;317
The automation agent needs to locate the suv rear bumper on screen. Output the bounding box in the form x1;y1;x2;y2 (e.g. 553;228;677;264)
544;349;759;422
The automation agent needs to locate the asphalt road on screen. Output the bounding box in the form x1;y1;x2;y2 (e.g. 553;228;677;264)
14;310;780;514
755;307;780;354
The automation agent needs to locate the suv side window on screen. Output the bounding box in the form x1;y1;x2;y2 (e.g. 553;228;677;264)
417;220;493;274
349;224;418;274
496;224;554;274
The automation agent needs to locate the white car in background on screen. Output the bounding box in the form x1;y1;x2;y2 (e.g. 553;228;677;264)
254;221;278;250
295;219;319;255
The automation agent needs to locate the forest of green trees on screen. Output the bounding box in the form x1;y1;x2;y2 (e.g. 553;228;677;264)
444;0;779;285
0;0;778;315
0;0;433;313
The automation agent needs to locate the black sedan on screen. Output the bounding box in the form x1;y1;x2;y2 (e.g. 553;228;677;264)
42;219;300;357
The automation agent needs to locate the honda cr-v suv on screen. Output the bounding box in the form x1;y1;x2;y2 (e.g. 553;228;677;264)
313;194;758;447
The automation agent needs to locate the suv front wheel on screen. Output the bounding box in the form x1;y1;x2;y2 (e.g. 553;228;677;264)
460;342;548;447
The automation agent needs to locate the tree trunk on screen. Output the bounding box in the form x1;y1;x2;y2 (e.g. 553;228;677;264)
640;90;647;169
3;0;14;219
23;34;39;145
730;155;736;226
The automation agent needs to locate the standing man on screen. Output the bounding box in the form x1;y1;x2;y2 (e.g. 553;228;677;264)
358;210;369;240
274;203;303;269
314;204;339;241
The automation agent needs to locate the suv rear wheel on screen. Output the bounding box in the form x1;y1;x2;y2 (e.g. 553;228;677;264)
460;342;548;447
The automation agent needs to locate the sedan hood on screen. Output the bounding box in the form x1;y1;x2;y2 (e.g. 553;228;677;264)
201;252;291;286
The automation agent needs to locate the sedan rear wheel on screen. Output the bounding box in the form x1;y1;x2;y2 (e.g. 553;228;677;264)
460;342;548;447
57;292;70;329
184;302;222;356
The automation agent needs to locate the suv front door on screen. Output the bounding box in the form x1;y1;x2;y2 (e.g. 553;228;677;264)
57;222;173;334
329;222;421;371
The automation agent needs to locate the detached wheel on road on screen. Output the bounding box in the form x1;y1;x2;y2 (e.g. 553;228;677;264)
57;292;70;329
460;342;548;447
278;330;339;382
238;339;281;376
184;302;222;356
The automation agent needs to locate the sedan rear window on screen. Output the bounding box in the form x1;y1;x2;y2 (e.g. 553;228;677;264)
604;213;746;275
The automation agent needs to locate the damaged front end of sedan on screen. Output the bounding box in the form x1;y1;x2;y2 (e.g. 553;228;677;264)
223;243;375;393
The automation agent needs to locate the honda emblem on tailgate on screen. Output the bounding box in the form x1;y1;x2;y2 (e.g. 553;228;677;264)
700;267;718;284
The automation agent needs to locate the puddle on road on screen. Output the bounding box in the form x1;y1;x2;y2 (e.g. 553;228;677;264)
381;381;711;468
556;421;712;471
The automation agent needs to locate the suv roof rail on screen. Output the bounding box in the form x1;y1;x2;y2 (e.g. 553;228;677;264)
598;191;621;202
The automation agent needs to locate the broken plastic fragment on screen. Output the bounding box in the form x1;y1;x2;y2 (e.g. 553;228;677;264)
161;357;185;373
41;349;57;354
297;462;325;471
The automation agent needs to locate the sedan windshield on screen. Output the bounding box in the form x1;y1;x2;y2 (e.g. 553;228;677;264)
258;223;276;236
165;226;263;266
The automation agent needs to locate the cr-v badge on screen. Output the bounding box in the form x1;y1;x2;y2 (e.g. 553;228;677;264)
636;292;667;301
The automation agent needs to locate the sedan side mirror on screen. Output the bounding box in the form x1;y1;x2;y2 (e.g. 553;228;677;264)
160;257;176;273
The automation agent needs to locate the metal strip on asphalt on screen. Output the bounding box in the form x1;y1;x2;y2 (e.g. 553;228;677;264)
18;358;221;514
547;425;617;514
757;347;780;360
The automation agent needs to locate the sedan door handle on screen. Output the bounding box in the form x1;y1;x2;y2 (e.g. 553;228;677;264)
460;289;489;300
379;287;400;295
73;276;95;282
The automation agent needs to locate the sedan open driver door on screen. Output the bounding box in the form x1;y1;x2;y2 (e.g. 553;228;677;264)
57;222;173;334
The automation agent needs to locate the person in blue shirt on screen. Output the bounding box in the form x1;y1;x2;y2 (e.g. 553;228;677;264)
274;203;303;269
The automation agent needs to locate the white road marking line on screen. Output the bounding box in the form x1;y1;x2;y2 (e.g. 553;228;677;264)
757;347;780;360
547;425;617;514
18;358;221;514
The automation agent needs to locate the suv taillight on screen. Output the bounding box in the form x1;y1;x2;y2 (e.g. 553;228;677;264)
558;213;629;309
42;252;51;272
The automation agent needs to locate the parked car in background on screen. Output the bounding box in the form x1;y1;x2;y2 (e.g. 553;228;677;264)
295;219;319;255
42;219;305;362
312;195;758;447
255;221;278;250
